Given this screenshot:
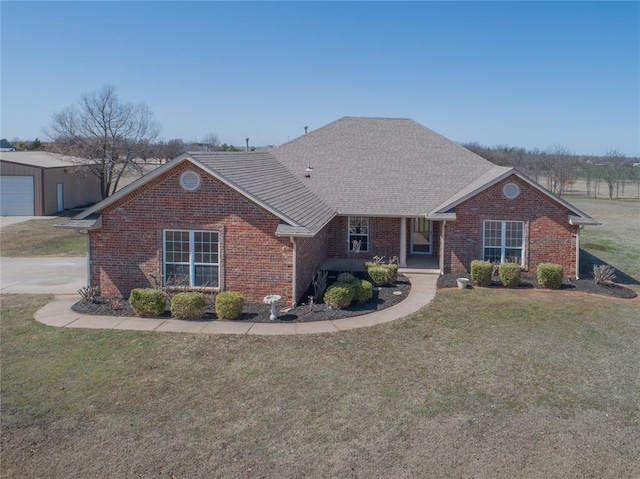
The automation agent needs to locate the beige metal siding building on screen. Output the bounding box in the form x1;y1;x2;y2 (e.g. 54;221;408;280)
0;152;102;216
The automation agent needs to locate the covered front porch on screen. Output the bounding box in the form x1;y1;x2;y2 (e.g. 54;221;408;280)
321;254;440;274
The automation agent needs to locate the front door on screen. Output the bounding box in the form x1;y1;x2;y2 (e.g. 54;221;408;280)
411;218;431;254
57;183;64;212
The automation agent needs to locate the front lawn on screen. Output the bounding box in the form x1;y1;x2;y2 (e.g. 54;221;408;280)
2;291;639;478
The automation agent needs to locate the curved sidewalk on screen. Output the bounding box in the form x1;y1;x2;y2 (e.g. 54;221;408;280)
35;273;437;336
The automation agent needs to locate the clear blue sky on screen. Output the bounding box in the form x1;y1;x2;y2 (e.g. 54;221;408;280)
1;1;639;156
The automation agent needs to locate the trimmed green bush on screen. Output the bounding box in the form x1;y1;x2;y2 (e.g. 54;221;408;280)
324;283;355;309
354;279;373;303
171;292;207;319
367;266;389;286
337;272;357;284
470;260;493;287
215;291;245;320
129;288;166;317
499;263;522;288
537;263;563;289
385;264;399;283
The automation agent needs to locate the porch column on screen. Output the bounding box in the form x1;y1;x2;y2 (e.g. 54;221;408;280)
399;217;407;267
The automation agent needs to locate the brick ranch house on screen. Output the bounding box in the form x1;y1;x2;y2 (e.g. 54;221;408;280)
63;117;599;305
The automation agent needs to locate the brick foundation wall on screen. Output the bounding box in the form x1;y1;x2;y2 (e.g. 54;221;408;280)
443;175;578;277
89;162;295;304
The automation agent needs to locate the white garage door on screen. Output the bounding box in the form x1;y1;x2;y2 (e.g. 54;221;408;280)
1;176;35;215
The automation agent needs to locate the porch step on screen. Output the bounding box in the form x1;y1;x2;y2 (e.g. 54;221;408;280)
399;267;441;275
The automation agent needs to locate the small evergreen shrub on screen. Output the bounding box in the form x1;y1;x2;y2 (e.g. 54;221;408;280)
367;266;389;286
537;263;563;289
337;272;357;284
499;263;522;288
215;291;245;320
129;288;166;317
171;292;207;319
354;279;373;303
324;283;355;309
385;264;399;283
470;260;493;287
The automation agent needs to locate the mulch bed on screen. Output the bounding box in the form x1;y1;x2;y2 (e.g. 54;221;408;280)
71;273;412;323
436;273;637;299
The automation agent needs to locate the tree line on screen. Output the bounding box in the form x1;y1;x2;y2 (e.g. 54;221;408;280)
6;84;638;201
462;143;640;199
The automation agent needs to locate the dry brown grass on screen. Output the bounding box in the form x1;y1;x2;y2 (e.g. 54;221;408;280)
2;291;639;478
0;218;86;256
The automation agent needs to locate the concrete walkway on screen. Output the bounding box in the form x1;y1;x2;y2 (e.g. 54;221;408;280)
35;273;438;336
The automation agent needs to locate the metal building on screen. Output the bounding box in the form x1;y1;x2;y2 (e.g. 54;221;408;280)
0;151;102;216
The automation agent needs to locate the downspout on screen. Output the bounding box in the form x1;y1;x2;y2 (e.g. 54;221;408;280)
86;232;91;285
440;220;446;275
575;226;582;280
290;236;297;307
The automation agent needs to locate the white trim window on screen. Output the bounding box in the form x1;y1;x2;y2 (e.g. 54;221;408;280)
483;220;525;265
164;230;220;287
348;216;369;252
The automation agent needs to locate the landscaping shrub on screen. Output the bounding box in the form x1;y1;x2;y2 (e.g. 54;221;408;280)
593;264;616;285
367;266;390;286
337;272;357;284
215;292;245;320
499;263;522;288
78;285;100;303
324;283;355;309
171;292;206;319
129;288;166;317
385;264;399;283
354;279;373;303
470;260;493;287
537;263;563;289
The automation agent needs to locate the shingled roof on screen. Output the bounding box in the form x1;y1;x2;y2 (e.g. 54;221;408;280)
70;151;336;236
187;151;335;235
271;117;497;216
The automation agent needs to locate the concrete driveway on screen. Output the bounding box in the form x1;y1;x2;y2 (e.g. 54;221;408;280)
0;257;87;294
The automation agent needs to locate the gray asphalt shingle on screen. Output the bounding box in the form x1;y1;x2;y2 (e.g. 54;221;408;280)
271;117;498;216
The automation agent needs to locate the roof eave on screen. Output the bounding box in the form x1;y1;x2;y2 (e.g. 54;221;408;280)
569;215;601;226
55;215;102;230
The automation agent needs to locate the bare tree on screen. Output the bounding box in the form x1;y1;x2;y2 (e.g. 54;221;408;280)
542;145;578;196
47;84;160;198
157;138;187;162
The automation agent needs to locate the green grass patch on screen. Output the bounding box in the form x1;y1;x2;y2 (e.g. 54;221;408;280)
2;290;639;477
0;218;86;256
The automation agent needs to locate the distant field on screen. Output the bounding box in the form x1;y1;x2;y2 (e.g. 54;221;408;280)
564;195;640;283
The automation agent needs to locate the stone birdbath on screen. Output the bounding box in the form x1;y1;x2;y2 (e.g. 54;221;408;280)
263;294;282;320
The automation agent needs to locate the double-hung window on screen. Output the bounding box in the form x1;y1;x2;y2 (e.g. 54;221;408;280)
483;220;524;265
348;216;369;252
164;230;220;287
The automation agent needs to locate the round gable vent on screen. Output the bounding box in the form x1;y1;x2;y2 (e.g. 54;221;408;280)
502;182;520;199
180;170;201;191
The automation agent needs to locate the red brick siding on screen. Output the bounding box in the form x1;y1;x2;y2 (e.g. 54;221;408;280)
443;175;578;277
327;216;402;260
89;162;295;303
294;223;330;304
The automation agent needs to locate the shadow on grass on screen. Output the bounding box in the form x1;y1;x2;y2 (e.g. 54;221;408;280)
580;249;639;286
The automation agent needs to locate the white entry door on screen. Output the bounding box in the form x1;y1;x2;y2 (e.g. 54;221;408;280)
410;218;432;254
57;183;64;212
